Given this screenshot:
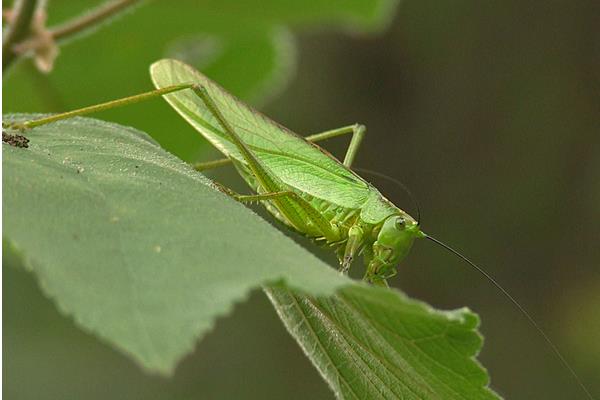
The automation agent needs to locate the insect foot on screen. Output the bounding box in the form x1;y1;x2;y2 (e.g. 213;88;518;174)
339;256;352;275
211;181;238;198
2;120;31;132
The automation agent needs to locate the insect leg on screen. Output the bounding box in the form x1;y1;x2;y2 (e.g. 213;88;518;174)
189;85;282;191
213;180;340;238
191;124;367;171
235;191;299;203
341;124;365;167
340;225;365;274
189;85;341;242
193;158;232;172
11;84;195;130
304;125;358;141
305;124;366;167
211;182;297;203
242;191;342;241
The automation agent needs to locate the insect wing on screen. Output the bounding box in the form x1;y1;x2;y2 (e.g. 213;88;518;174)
150;59;371;209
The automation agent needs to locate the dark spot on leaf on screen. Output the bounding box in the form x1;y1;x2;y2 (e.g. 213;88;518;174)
2;131;30;148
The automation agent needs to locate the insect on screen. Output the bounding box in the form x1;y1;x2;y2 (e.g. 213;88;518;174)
6;59;593;399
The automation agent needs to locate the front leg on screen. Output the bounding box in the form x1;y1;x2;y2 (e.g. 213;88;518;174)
340;225;365;274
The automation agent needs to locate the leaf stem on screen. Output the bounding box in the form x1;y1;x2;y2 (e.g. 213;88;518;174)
2;0;39;70
49;0;142;42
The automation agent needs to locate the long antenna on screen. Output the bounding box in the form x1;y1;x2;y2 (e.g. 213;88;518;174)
425;234;594;400
353;167;421;224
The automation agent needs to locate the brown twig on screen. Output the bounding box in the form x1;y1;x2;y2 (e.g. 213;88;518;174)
2;0;143;74
50;0;141;41
2;0;39;70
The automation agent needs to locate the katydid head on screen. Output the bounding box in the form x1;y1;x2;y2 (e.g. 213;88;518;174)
367;214;424;282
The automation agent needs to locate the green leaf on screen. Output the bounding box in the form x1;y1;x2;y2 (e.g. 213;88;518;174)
3;0;400;160
3;115;498;398
3;114;348;373
267;285;500;399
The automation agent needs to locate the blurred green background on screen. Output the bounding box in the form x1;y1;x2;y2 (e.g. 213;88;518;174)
3;0;599;399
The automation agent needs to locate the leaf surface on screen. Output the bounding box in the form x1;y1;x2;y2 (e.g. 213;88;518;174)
267;285;500;399
3;115;347;373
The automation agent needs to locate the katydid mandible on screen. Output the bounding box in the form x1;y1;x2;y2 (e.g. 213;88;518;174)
7;59;593;400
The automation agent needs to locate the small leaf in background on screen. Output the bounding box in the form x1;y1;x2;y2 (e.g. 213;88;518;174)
267;285;499;400
2;0;400;160
3;116;497;397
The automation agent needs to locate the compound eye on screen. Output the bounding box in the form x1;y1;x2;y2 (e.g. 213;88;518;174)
395;217;406;230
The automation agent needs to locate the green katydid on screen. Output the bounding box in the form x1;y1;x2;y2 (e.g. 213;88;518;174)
6;58;592;399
